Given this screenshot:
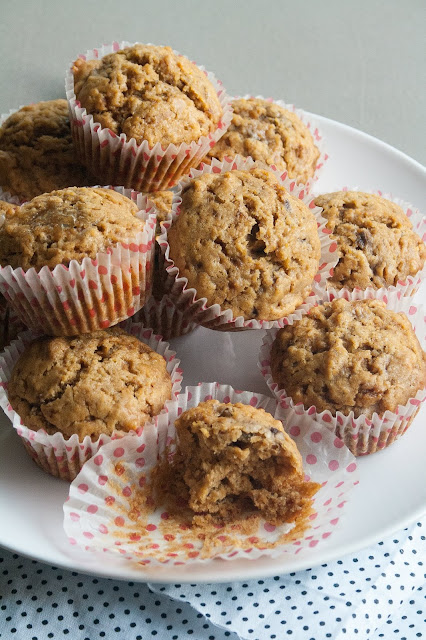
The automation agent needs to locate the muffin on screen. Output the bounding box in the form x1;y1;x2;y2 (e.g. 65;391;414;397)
69;43;231;191
270;298;426;442
0;187;144;270
205;98;320;185
167;168;321;321
0;187;156;335
155;399;320;526
8;327;172;440
314;191;426;291
0;100;94;201
145;190;173;229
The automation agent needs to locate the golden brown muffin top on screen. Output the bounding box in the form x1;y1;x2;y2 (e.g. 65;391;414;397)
206;98;319;184
73;44;223;146
0;99;94;200
314;191;426;290
270;298;426;418
8;327;172;440
0;187;144;271
167;169;321;320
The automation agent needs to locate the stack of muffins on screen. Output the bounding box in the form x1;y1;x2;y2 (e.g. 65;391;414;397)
0;40;425;558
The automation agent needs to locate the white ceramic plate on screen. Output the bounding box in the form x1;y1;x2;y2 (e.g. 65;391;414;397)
0;113;425;584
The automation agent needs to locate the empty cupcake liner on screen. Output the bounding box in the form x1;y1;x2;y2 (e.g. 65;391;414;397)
202;94;328;192
127;294;199;339
66;41;233;193
259;287;426;456
0;187;157;336
157;155;338;331
321;187;426;298
63;382;358;566
0;324;183;481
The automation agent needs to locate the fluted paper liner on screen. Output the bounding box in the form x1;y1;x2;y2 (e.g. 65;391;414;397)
259;288;426;456
157;156;338;331
0;187;157;336
321;186;426;298
128;295;199;339
66;41;233;192
203;94;328;193
63;383;358;565
0;323;183;480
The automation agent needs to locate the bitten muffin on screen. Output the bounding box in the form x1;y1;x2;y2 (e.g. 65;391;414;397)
205;98;320;184
0;187;144;271
314;191;426;290
158;399;320;525
167;168;321;320
0;100;94;201
73;44;223;147
8;328;172;440
270;298;426;418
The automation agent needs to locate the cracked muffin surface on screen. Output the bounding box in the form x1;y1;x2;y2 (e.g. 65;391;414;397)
156;399;320;525
0;100;94;201
270;298;426;418
8;327;172;440
73;44;223;146
167;168;321;320
314;191;426;290
205;98;319;184
0;187;144;271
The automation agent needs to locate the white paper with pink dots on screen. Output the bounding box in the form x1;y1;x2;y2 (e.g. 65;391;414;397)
63;383;359;566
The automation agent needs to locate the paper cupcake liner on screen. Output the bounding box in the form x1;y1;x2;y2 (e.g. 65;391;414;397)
259;288;426;456
0;187;157;336
320;187;426;298
63;382;358;565
157;155;338;331
0;324;183;481
201;94;328;193
127;295;199;339
65;41;233;193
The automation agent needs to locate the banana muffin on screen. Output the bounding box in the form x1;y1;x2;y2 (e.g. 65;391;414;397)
205;98;320;184
0;99;94;201
0;186;144;271
146;190;173;228
73;44;223;147
270;298;426;418
314;191;426;290
8;327;172;440
167;168;321;320
155;399;320;525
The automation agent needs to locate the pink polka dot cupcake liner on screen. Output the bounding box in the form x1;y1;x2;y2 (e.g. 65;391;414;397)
324;187;426;298
127;294;199;340
63;382;358;566
0;187;157;336
259;287;426;456
0;324;183;481
65;41;233;193
157;155;338;331
202;94;329;192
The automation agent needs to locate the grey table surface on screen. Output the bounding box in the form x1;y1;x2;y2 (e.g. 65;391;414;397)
0;0;424;165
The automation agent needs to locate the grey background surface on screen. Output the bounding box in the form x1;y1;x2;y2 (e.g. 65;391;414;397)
0;0;424;164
